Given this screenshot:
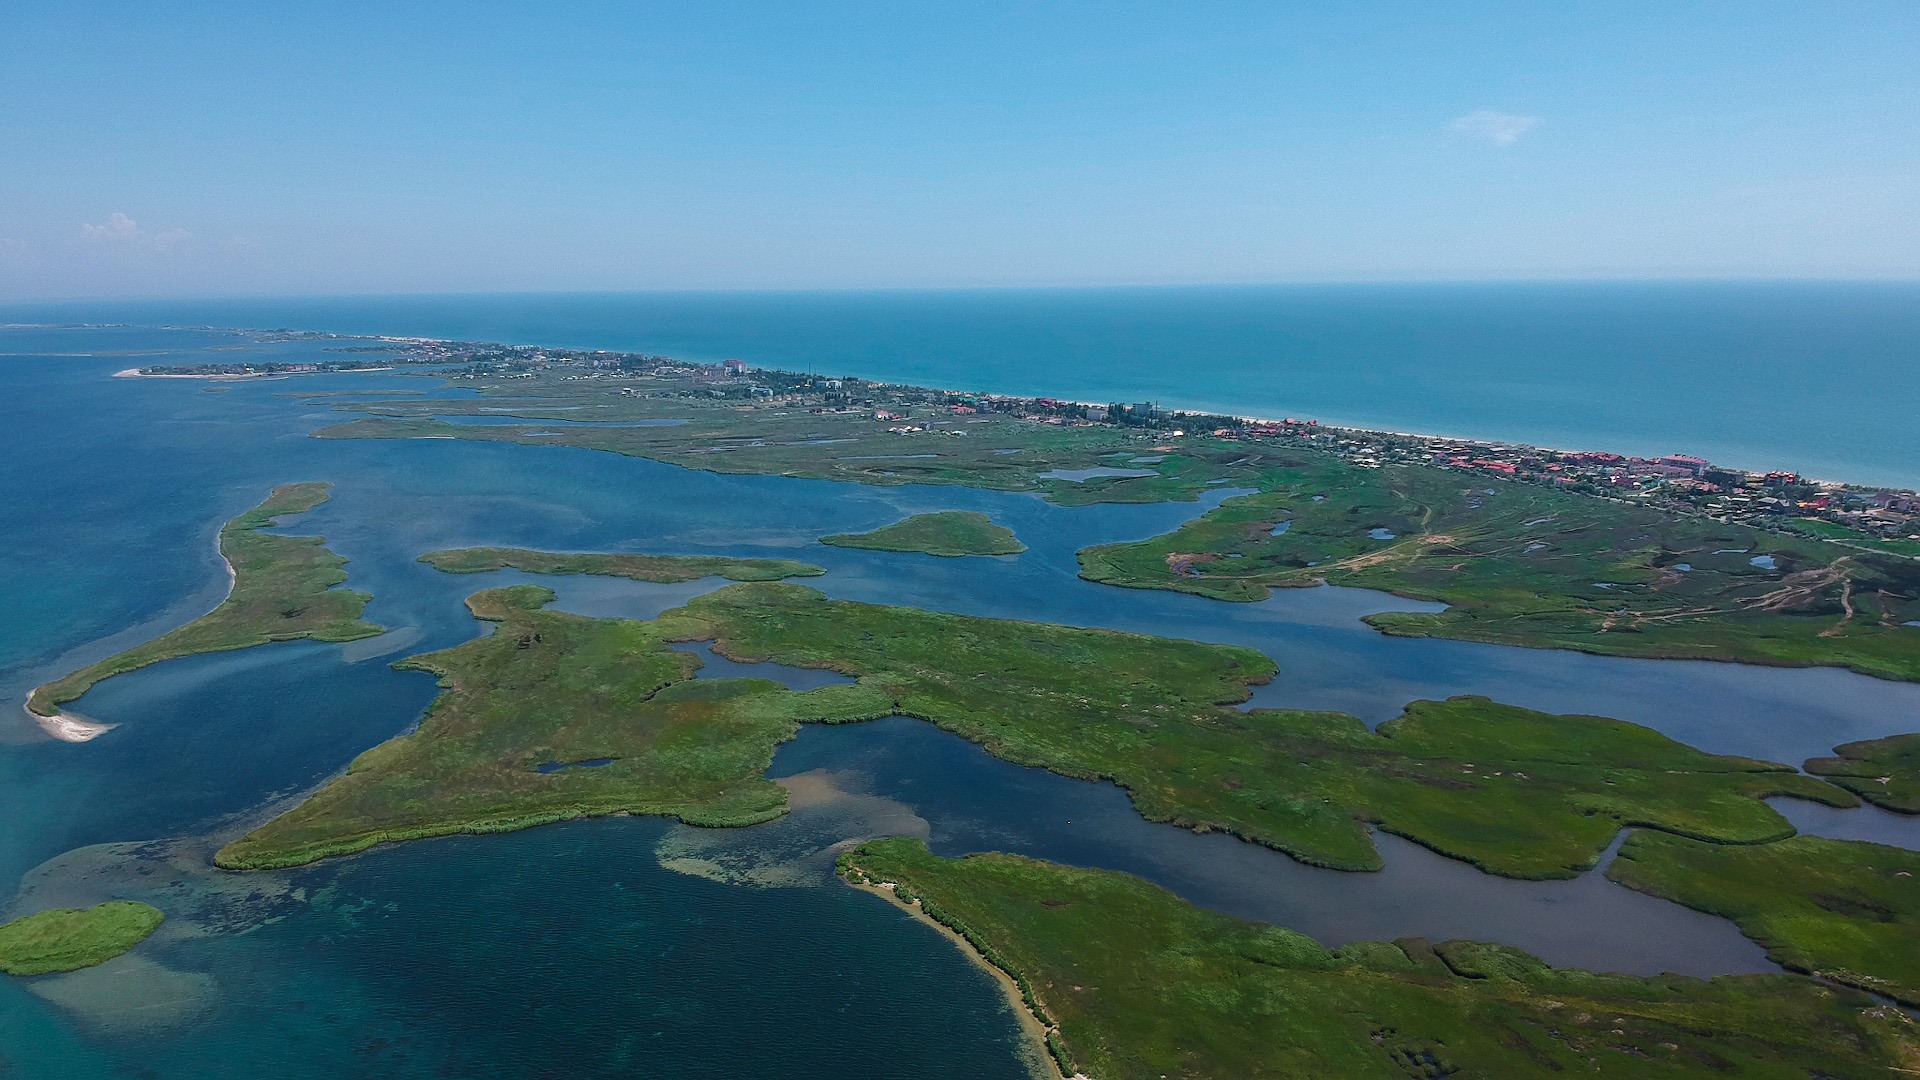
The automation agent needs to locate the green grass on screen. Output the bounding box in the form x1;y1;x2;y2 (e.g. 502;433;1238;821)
1077;462;1920;681
1789;518;1920;558
28;483;384;717
1805;733;1920;814
314;393;1263;506
225;580;1848;879
840;838;1919;1079
418;546;824;582
1792;518;1873;541
820;511;1026;557
1607;832;1920;1006
0;902;164;977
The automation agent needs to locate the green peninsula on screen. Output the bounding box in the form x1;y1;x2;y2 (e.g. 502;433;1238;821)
840;838;1918;1080
0;902;164;977
1806;733;1920;813
1607;832;1920;1006
419;546;824;582
1078;463;1920;681
28;483;383;720
822;511;1025;557
225;580;1843;879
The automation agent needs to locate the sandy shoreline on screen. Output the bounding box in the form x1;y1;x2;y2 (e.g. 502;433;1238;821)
19;696;117;742
845;877;1081;1080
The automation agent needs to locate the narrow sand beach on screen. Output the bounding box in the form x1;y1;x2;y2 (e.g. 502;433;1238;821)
847;877;1081;1080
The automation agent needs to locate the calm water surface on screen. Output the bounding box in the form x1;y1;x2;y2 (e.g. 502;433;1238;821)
2;325;1917;1076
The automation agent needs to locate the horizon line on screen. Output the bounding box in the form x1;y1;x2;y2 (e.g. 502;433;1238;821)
5;275;1920;307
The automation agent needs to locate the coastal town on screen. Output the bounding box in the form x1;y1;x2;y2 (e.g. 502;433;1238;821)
148;330;1920;557
393;335;1920;556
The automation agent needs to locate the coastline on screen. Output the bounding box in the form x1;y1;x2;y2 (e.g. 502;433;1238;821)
60;318;1911;492
844;876;1077;1080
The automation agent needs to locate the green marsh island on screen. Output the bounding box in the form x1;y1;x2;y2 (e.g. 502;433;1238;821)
0;902;164;977
821;510;1026;557
27;482;382;731
215;580;888;869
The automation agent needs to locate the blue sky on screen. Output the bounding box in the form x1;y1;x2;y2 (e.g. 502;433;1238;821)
2;2;1915;298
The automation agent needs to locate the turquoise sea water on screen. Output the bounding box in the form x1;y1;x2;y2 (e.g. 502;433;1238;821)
2;321;1919;1077
5;282;1919;487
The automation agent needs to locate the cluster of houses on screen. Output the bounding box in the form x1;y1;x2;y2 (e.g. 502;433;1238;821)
1239;426;1919;542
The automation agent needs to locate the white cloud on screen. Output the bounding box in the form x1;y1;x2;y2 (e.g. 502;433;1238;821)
81;212;142;240
80;212;192;250
1448;110;1539;146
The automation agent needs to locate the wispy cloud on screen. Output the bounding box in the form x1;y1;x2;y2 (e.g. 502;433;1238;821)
81;212;192;249
1448;110;1539;146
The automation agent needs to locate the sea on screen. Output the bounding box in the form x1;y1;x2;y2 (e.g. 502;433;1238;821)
0;286;1918;1077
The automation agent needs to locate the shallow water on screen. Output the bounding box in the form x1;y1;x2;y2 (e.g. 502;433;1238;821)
535;756;617;772
429;414;689;427
1038;466;1156;482
672;641;857;690
1771;797;1920;851
767;717;1774;977
0;821;1039;1080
